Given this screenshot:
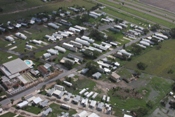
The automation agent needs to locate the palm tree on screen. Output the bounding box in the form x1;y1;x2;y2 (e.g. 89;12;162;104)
11;99;14;104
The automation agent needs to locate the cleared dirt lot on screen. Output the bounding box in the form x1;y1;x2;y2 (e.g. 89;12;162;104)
140;0;175;13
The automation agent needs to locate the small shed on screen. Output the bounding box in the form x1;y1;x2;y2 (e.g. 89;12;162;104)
39;100;48;108
17;101;28;108
92;72;102;79
110;72;120;82
33;97;43;105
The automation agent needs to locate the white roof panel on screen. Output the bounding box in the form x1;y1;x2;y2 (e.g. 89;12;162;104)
3;58;29;74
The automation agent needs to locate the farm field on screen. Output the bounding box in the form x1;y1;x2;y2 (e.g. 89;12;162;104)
97;0;175;28
140;0;175;14
125;39;175;79
120;0;175;18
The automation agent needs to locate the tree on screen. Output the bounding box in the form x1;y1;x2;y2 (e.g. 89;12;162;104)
11;99;14;104
131;44;143;55
143;29;149;35
0;8;3;12
21;96;25;101
115;18;119;24
123;44;126;49
85;61;99;75
56;79;62;85
107;35;115;41
89;29;104;41
79;30;84;36
150;24;160;32
82;50;100;59
146;100;153;109
131;107;148;117
137;62;147;70
172;83;175;92
64;60;73;70
170;28;175;38
42;85;46;90
80;14;90;22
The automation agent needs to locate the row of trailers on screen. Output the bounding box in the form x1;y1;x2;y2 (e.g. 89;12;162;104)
138;33;169;48
45;24;87;42
71;95;112;113
63;35;118;53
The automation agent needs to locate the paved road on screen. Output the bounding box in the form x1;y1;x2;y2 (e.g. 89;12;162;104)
93;0;169;28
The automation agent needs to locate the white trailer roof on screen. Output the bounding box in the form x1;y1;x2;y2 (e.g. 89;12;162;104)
88;113;100;117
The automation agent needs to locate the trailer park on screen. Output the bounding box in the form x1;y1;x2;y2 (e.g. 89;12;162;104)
0;0;175;117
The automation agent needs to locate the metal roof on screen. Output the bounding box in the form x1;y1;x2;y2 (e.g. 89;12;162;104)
3;58;29;74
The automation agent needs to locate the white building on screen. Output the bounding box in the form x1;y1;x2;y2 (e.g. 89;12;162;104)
54;46;66;53
5;36;14;41
15;32;27;40
43;53;51;59
47;49;59;55
75;38;90;46
62;43;77;52
17;101;28;108
48;23;59;29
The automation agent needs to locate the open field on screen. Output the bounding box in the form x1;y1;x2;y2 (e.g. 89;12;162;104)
23;105;42;114
0;112;22;117
0;51;17;64
65;78;96;95
0;0;95;23
121;0;175;18
140;0;175;14
49;103;77;117
125;40;175;79
101;8;150;26
109;76;172;116
97;0;175;28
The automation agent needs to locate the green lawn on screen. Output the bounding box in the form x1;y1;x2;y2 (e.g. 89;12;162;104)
117;68;132;79
0;112;16;117
125;40;175;79
65;78;96;95
0;51;17;64
49;103;77;117
23;105;42;114
105;31;130;45
0;112;24;117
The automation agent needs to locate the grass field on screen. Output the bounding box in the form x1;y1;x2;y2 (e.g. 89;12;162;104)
105;31;130;45
117;0;175;19
125;40;175;79
65;78;96;95
49;103;77;117
0;0;95;23
102;7;149;27
0;51;17;64
23;105;42;114
109;76;172;116
97;0;175;28
0;112;16;117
